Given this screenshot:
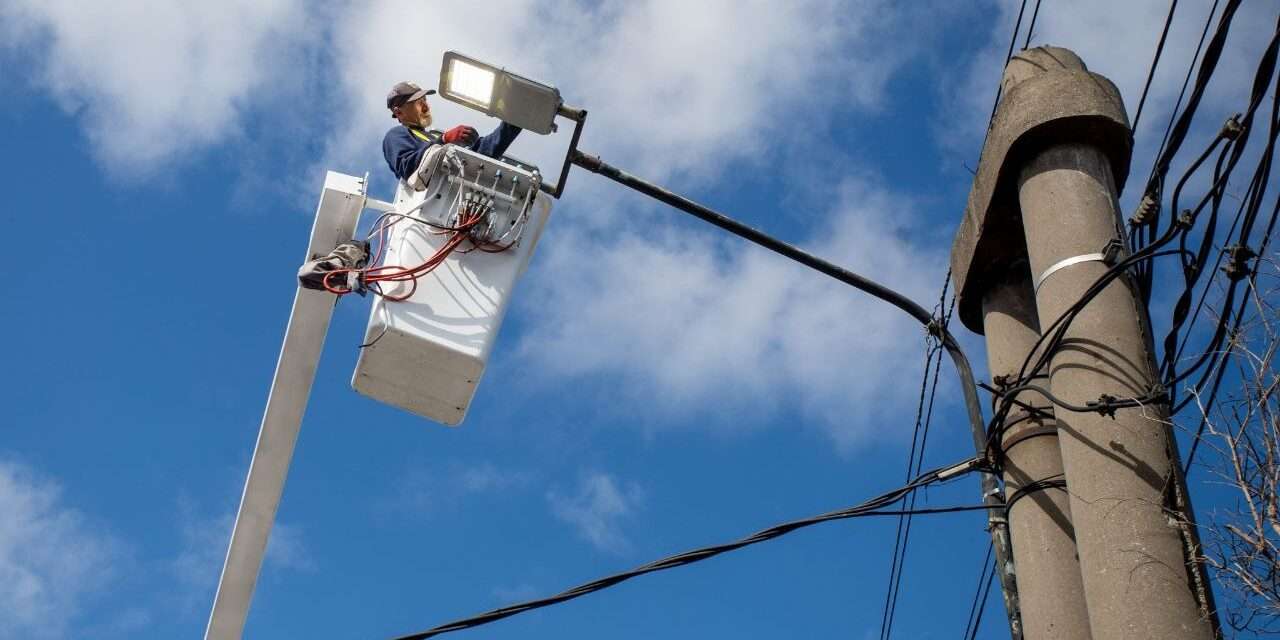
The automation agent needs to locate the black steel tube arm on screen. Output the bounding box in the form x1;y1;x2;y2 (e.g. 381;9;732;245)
569;150;988;446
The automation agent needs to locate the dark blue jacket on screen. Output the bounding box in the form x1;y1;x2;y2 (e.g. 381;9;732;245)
382;122;521;182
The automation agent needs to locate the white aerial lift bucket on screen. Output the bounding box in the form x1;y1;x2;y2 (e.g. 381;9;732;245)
352;145;551;425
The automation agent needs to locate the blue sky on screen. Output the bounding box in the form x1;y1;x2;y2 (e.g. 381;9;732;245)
2;1;1277;638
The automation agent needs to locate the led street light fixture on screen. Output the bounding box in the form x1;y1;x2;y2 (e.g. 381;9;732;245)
439;51;563;135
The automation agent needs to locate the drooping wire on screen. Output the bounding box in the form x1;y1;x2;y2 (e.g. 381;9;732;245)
962;555;993;640
1130;0;1223;292
1131;0;1180;136
1021;0;1043;50
961;541;997;640
1184;47;1280;469
879;273;955;640
388;458;985;640
987;0;1031;129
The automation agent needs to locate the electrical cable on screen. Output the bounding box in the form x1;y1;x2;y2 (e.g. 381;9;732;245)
988;1;1257;434
878;338;941;640
1021;0;1043;50
1186;177;1280;470
570;153;996;508
987;0;1031;129
1131;0;1180;137
1132;0;1224;295
996;6;1275;420
966;565;997;640
961;542;995;640
879;276;955;640
975;3;1280;488
387;458;985;640
323;178;527;305
1140;0;1240;243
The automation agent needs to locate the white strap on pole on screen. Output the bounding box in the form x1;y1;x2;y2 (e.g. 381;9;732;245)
1034;252;1107;294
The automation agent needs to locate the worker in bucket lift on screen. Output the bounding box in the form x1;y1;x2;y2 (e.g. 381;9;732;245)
382;81;521;184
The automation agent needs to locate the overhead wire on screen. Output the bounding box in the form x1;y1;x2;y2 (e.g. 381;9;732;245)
1132;0;1180;137
961;542;996;640
987;0;1030;129
1130;0;1223;293
966;562;997;640
1021;0;1043;50
974;2;1280;489
878;274;955;640
387;458;986;640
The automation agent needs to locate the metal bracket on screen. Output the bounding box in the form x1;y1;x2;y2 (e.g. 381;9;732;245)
538;105;587;199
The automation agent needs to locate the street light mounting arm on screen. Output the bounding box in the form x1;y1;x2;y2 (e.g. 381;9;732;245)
566;150;991;465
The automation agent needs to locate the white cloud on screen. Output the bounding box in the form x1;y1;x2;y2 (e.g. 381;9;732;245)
943;0;1278;174
519;176;947;449
317;0;953;451
1;0;920;184
0;2;982;451
547;472;644;553
458;462;531;493
387;461;533;518
322;0;915;199
0;459;116;640
491;583;539;603
0;0;314;176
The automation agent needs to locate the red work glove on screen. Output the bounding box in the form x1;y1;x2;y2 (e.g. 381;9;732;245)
443;125;479;146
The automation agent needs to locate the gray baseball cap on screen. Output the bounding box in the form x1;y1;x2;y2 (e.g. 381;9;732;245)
386;81;437;109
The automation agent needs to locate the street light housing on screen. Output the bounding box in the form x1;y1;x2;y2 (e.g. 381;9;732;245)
437;51;588;200
439;51;562;135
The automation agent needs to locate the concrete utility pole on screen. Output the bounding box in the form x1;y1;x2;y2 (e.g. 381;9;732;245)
952;47;1216;639
982;266;1091;640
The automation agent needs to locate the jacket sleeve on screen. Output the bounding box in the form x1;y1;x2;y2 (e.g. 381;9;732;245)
383;127;429;182
469;122;522;160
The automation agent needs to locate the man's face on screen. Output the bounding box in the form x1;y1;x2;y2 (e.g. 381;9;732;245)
393;97;432;129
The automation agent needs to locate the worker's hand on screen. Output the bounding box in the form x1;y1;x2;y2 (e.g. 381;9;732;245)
443;125;479;146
